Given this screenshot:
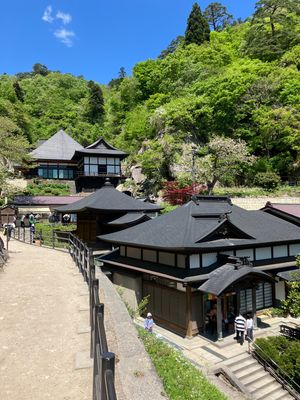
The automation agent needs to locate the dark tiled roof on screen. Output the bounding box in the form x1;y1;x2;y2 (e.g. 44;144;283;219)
30;129;83;160
264;202;300;218
105;213;151;226
72;137;127;160
277;268;300;281
55;183;163;213
13;196;83;205
197;264;274;296
99;197;300;251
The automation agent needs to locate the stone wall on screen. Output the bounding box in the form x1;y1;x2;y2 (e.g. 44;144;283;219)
97;270;165;400
231;196;300;210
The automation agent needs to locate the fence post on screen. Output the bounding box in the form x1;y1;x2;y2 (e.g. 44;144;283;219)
100;352;115;400
91;281;100;358
52;230;55;249
40;229;43;246
89;253;95;326
18;226;20;240
23;226;25;242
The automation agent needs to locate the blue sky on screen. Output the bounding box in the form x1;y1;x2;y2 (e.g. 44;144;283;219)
1;1;256;84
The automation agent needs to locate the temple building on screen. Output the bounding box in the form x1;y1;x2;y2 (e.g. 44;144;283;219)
55;181;162;243
24;129;127;192
98;196;300;339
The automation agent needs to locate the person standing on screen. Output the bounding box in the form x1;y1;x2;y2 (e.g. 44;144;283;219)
144;312;154;333
29;212;35;227
235;312;246;345
246;313;254;353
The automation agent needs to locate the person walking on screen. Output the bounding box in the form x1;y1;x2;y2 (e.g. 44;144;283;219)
235;312;246;345
246;313;254;353
144;312;154;333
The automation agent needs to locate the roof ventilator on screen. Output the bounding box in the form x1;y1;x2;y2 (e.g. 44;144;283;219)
227;255;252;269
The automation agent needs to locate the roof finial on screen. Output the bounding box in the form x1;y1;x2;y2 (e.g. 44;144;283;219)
104;178;113;187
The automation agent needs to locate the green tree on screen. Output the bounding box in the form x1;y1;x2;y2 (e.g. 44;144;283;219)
0;117;30;187
245;0;300;61
185;3;210;46
86;80;105;123
197;136;254;193
204;2;234;31
158;36;185;59
281;259;300;317
32;63;49;76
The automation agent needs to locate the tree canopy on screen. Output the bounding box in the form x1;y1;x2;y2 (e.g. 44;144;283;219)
0;0;300;195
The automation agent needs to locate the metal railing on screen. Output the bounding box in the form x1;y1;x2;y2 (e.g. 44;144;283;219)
12;229;117;400
251;339;300;399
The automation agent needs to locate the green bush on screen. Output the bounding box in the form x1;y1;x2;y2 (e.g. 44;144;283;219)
253;172;281;190
255;336;300;386
138;328;227;400
24;182;70;196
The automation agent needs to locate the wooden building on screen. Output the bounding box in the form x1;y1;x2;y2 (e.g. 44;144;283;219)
0;205;16;225
98;196;300;339
55;181;162;243
24;130;127;192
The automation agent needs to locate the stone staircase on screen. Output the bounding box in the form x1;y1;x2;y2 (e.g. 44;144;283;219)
218;352;295;400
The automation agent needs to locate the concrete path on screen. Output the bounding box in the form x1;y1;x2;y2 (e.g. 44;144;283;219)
0;238;92;400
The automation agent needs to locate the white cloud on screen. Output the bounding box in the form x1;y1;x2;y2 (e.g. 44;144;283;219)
54;29;75;47
56;11;72;25
42;5;54;23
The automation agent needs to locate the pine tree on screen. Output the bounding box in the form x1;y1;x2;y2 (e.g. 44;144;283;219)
185;3;210;46
86;80;105;123
204;2;233;31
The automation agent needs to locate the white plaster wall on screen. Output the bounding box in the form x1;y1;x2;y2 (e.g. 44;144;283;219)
190;254;200;269
177;254;186;268
126;247;141;259
275;280;286;301
143;249;156;262
202;253;217;267
114;272;142;310
236;248;254;261
290;244;300;256
256;247;272;260
158;252;175;266
273;245;288;258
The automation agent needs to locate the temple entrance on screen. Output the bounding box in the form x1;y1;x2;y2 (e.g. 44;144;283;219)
204;293;237;336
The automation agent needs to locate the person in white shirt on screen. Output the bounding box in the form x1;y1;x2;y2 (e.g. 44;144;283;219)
246;313;254;353
235;312;246;345
144;312;154;333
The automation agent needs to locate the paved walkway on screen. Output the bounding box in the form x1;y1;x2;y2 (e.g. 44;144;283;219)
0;238;92;400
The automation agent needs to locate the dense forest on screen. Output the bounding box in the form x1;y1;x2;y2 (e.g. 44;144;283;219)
1;0;300;194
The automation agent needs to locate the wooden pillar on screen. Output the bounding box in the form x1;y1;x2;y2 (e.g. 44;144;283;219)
217;296;223;341
252;285;257;329
236;290;241;315
186;286;193;338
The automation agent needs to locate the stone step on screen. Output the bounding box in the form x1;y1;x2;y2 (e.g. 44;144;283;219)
242;369;273;387
253;380;285;400
247;374;276;393
271;389;295;400
235;363;262;379
222;351;250;367
230;358;258;374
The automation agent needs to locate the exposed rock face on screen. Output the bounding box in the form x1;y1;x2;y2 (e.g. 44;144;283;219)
130;166;146;184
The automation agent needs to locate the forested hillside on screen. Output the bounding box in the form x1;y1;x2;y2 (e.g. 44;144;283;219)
1;0;300;194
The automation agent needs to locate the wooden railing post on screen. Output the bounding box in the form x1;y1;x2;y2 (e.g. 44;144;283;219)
23;227;25;242
101;352;115;400
90;281;100;358
52;230;55;249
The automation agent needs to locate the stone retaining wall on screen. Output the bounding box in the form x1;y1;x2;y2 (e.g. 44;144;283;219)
231;196;300;210
97;271;165;400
